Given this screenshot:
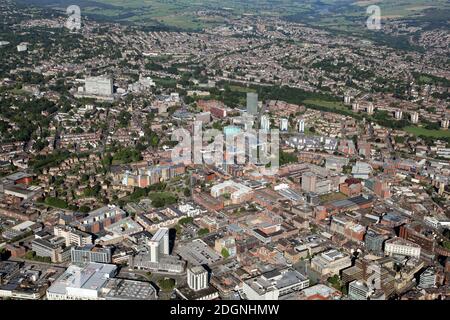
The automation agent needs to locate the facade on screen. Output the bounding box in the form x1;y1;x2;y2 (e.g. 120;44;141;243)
280;118;289;131
148;228;170;263
419;267;436;288
187;265;209;291
348;280;370;300
384;237;421;259
260;115;270;131
54;225;93;247
31;236;71;263
71;245;112;264
365;231;385;255
298;119;305;133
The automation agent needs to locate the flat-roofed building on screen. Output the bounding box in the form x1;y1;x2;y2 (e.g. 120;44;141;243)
384;237;421;259
311;249;352;276
243;269;309;300
84;76;113;96
54;225;93;247
211;180;253;204
46;263;117;300
71;245;112;264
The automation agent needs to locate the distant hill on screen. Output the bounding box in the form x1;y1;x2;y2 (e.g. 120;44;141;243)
18;0;450;32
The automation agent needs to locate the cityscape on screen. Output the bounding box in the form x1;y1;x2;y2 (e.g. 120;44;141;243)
0;0;449;304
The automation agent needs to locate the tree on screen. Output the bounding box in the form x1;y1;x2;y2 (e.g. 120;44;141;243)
221;248;230;258
158;278;176;291
197;228;209;237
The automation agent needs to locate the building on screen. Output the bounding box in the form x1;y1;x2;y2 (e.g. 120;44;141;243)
17;43;27;52
214;236;237;257
260;115;270;131
348;280;370;300
54;225;93;247
122;164;185;188
187;265;209;291
46;263;117;300
280;118;288;131
148;228;169;263
31;236;71;263
210;180;253;204
301;172;316;193
243;269;309;300
298;119;305;133
71;205;126;234
373;178;391;199
246;92;258;115
411;112;419;124
71;245;112;264
352;162;373;180
384;237;421;259
399;223;435;255
84;76;113;96
301;172;332;195
365;231;385;255
136;207;186;232
311;249;352;276
419;267;436;289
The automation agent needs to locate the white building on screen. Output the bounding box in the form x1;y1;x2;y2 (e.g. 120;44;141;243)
410;112;419;124
366;103;374;115
344;95;352;105
54;225;93;247
395;110;403;120
348;280;370;300
311;249;352;276
187;266;209;291
298;119;305;133
280;118;289;131
46;263;117;300
260;115;270;131
210;180;253;204
384;237;421;259
84;76;113;96
148;228;169;263
17;43;27;52
243;269;309;300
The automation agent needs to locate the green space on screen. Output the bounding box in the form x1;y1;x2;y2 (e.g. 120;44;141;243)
404;126;450;139
157;277;176;291
320;192;348;203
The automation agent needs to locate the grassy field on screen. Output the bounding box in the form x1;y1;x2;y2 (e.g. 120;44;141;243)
404;126;450;138
320;192;348;203
303;99;349;112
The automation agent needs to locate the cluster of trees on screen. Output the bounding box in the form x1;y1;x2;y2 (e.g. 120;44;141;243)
157;278;176;291
24;251;52;263
44;197;68;209
149;192;178;208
